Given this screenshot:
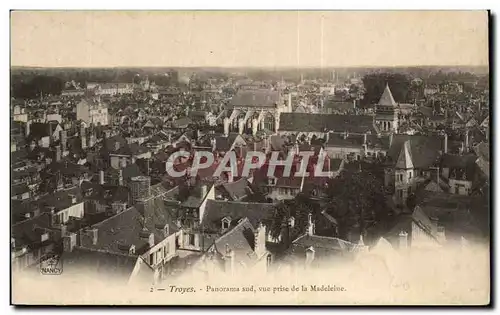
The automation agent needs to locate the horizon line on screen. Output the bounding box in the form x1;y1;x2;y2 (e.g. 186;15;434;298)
10;64;490;70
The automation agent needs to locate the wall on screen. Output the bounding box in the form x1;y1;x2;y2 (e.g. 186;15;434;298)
76;101;90;124
448;179;472;195
57;202;85;224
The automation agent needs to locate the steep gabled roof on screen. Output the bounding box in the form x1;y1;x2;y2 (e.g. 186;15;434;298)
395;140;414;169
378;84;397;107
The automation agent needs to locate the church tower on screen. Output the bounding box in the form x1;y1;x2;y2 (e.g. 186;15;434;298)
394;140;415;205
375;84;399;133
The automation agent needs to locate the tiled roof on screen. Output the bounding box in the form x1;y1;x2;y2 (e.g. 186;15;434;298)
12;213;54;250
201;199;274;232
387;135;443;169
212;218;259;267
218;178;252;201
61;247;139;281
440;154;478;169
326;133;364;148
279;113;375;133
80;207;152;255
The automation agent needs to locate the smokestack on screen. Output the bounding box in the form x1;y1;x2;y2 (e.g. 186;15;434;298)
444;133;448;154
99;170;105;185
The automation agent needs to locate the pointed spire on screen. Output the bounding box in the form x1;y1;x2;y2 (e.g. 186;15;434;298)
378;83;397;106
395;140;414;169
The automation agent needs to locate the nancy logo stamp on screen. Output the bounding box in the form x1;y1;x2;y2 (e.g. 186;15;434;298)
40;253;63;275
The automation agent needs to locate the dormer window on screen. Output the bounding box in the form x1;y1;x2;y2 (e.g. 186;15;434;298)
221;216;232;230
129;245;136;255
268;177;277;186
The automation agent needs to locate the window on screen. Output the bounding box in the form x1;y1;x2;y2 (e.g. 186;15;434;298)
189;234;195;246
222;217;231;230
149;253;154;265
408;172;412;179
266;254;272;267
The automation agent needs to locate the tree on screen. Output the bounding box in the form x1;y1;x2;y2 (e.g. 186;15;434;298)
361;73;411;106
325;169;387;241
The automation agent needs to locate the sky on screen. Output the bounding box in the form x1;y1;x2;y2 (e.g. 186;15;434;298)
11;11;489;68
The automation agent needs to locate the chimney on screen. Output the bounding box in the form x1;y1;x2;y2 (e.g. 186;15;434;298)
305;246;315;268
69;194;77;204
91;228;98;245
60;130;67;151
465;129;469;152
223;117;230;136
363;133;367;145
26;120;31;137
437;225;446;244
200;184;208;199
307;213;315;236
238;118;245;135
115;141;121;152
444;133;448;154
148;233;155;248
120;158;127;169
252;119;258;136
99;170;105;185
398;230;408;250
63;233;77;252
118;169;124;186
430;217;439;237
353;99;356;109
254;222;266;258
55;146;61;162
389;133;394;148
288;93;292;112
224;245;235;275
435;166;440;191
80;125;87;149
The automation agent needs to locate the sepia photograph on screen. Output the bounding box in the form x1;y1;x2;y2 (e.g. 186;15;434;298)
9;10;491;305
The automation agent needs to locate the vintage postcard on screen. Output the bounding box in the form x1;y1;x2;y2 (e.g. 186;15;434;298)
10;10;490;305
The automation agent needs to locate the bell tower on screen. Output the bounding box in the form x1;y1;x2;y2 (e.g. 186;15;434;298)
375;84;399;133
